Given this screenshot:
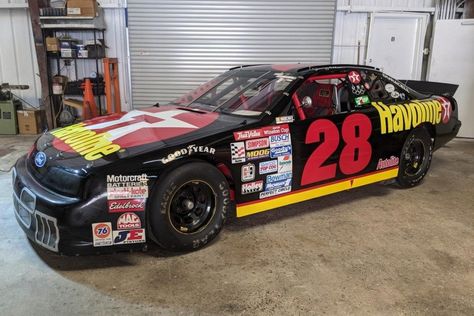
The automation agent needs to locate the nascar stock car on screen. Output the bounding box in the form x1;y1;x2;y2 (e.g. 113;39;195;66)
12;64;461;255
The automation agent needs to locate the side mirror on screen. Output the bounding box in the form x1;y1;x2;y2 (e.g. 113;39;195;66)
153;102;160;107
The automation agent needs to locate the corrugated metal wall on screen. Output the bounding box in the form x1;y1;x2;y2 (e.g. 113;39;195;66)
127;0;337;107
0;6;41;107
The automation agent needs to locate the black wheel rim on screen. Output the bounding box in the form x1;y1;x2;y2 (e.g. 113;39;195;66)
403;139;426;176
169;180;215;234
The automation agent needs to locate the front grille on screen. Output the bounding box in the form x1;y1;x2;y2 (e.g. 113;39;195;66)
12;171;60;252
13;186;35;229
35;211;59;252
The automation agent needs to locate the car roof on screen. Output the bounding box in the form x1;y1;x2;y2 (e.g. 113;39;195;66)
229;63;378;74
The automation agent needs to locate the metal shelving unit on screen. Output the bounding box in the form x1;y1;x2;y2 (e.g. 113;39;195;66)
40;14;106;126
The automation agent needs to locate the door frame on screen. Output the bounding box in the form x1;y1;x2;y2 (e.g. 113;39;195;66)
365;12;429;80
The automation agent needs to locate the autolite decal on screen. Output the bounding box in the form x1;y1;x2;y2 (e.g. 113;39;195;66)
108;199;146;213
50;123;121;161
372;99;443;134
376;156;399;170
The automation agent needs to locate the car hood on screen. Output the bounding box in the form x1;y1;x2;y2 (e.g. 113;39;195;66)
31;106;246;174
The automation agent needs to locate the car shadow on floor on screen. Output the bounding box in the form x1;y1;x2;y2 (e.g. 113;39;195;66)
34;181;395;270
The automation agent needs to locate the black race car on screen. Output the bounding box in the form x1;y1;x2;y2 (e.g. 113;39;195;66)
12;64;461;255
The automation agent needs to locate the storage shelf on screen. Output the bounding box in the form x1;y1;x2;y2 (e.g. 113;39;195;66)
47;54;105;60
40;16;96;20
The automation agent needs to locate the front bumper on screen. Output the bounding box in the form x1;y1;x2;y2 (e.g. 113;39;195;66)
12;156;146;255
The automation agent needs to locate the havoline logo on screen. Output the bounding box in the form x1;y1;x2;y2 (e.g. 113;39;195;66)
50;123;121;161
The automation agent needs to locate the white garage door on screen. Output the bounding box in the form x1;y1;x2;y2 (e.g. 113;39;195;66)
127;0;337;107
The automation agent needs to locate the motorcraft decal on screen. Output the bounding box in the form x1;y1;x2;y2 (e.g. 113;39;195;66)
106;174;148;201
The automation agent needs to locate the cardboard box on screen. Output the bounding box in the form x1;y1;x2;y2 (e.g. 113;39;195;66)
46;37;59;52
67;0;98;17
17;109;44;135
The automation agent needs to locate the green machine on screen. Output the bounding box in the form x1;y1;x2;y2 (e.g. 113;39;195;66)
0;84;28;135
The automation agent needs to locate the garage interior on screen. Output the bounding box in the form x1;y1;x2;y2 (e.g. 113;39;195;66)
1;0;473;315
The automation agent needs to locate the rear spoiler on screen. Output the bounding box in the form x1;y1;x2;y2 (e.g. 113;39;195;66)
400;80;459;97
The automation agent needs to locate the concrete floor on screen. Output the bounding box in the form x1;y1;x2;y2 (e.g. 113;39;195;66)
0;136;473;316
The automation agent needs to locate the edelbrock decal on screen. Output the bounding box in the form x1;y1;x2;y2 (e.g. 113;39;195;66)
108;199;146;213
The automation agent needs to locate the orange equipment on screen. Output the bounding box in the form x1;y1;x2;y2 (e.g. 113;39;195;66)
103;58;121;114
82;79;99;119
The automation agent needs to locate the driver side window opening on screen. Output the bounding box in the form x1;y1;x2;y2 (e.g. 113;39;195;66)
291;74;350;120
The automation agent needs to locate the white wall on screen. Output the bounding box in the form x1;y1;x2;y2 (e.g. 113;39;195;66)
332;0;435;65
0;4;41;107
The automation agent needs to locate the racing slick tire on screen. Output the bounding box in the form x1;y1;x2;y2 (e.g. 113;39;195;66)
148;162;230;251
397;127;433;188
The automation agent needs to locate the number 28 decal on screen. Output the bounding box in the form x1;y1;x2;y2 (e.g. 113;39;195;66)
301;113;372;186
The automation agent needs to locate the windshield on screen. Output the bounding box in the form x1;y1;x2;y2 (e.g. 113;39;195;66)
171;70;296;116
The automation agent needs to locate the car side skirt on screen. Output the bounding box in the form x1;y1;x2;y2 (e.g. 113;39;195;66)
236;167;399;217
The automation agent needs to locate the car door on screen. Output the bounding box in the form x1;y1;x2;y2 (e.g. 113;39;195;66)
288;70;394;194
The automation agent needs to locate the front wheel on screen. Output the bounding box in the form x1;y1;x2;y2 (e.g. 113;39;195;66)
148;162;230;251
397;128;433;188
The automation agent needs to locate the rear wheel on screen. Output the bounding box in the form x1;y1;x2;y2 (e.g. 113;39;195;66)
148;162;230;251
397;128;433;188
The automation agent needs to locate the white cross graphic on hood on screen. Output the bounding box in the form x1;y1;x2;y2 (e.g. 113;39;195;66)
86;110;197;141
